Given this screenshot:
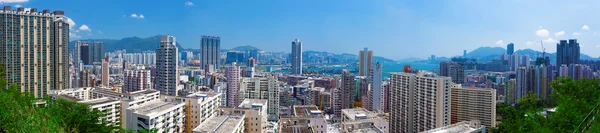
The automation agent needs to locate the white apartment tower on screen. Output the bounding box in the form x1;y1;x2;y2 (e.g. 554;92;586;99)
0;6;70;98
389;71;452;133
370;62;383;112
239;75;280;121
291;39;302;75
156;35;179;96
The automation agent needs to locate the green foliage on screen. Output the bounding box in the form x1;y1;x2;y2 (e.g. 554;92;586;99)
492;77;600;133
0;65;153;133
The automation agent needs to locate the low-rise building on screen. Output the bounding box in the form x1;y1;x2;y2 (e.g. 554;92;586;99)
219;99;268;133
278;105;327;133
125;100;185;133
164;91;222;129
341;108;389;133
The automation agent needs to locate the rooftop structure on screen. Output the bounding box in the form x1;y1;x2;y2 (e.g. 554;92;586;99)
341;108;389;133
419;120;486;133
192;115;245;133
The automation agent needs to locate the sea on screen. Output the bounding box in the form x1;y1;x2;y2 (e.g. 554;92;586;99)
282;62;438;79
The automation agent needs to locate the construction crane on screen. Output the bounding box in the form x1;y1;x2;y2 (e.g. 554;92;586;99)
541;41;546;57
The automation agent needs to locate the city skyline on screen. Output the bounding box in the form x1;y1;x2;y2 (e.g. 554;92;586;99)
5;0;600;59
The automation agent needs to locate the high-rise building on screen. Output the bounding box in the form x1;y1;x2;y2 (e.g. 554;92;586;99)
333;70;355;117
507;43;514;55
101;56;109;87
341;108;389;133
389;71;451;133
515;66;526;98
370;62;383;112
155;35;179;96
359;48;373;76
123;69;152;93
439;62;464;84
291;39;303;75
556;39;580;66
80;44;90;65
200;36;220;69
90;42;104;63
239;75;280;121
163;91;222;130
219;99;268;133
0;7;70;98
226;63;241;107
450;85;496;129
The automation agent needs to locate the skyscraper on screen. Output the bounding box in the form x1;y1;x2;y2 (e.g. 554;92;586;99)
370;62;383;112
0;7;70;98
226;63;241;107
390;71;451;133
439;62;464;84
80;44;90;65
507;43;514;55
90;41;104;63
556;39;580;65
101;56;109;87
359;48;373;76
155;35;179;96
200;36;220;70
291;39;302;75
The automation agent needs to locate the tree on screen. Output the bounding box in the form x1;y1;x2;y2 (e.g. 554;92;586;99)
492;77;600;132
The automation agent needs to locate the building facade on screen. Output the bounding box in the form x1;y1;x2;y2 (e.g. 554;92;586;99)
200;36;220;69
156;35;179;96
450;86;496;129
0;6;70;98
370;62;383;112
291;39;302;75
123;69;152;93
556;39;580;66
239;75;280;121
102;56;109;87
226;63;241;107
389;71;451;133
439;62;464;84
359;48;373;76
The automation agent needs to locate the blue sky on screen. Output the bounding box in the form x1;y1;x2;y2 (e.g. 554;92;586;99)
4;0;600;59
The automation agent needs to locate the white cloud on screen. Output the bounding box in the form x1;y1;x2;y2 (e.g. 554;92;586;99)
596;45;600;48
538;26;543;29
495;40;504;46
185;1;194;6
582;25;590;30
14;4;22;8
69;33;81;39
66;18;76;29
74;30;79;33
543;38;557;43
573;32;582;36
536;29;549;38
0;0;28;3
554;31;565;37
131;14;145;19
79;25;91;32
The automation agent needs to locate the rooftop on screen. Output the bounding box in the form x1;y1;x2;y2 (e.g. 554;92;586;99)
293;105;322;117
342;108;381;121
238;99;268;109
279;117;316;133
186;91;220;101
350;127;385;133
130;100;183;116
193;115;244;133
79;97;119;106
420;120;485;133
